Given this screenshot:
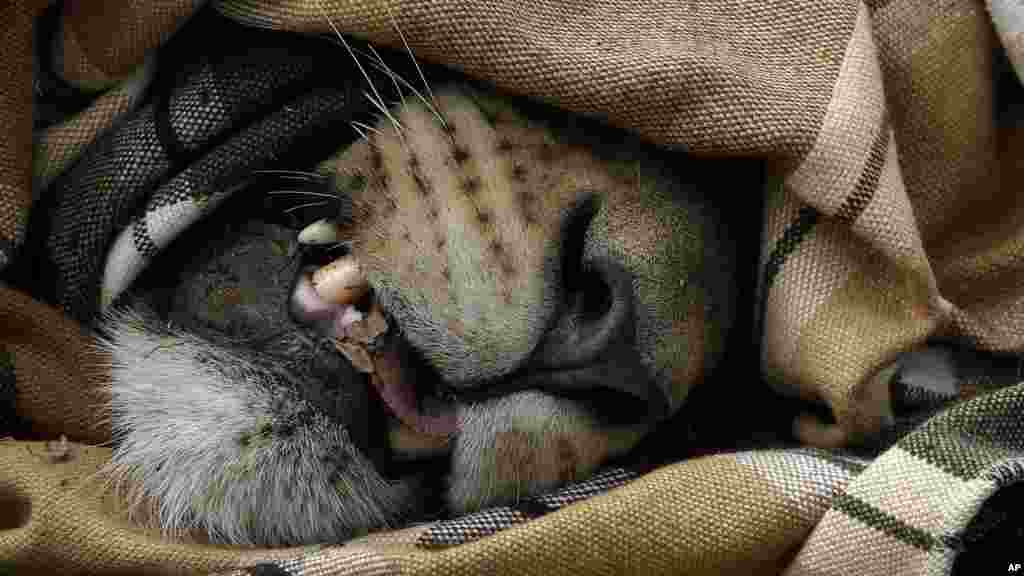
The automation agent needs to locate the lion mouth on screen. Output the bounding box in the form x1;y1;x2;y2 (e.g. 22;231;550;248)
290;269;459;440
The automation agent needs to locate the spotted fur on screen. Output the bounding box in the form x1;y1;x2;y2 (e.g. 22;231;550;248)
101;69;743;546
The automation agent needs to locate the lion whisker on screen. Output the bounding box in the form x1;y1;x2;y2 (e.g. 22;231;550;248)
252;169;327;181
283;201;329;214
350;125;373;147
363;89;407;142
314;0;405;143
359;50;449;137
350;122;370;143
351;120;386;138
367;44;407;109
267;190;339;201
386;11;449;135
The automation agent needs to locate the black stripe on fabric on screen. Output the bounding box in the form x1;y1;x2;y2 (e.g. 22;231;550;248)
512;498;556;518
833;492;938;552
246;563;294;576
899;387;1024;481
835;123;889;225
756;204;820;333
898;430;988;482
131;218;160;259
756;119;888;338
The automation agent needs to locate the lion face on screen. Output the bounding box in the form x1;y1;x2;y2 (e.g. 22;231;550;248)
307;85;738;511
102;84;740;547
321;85;735;409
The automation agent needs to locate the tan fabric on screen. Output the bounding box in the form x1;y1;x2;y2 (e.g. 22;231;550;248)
210;450;855;576
56;1;204;90
32;67;153;192
787;383;1024;576
216;0;856;159
0;0;47;270
0;285;110;444
2;0;1024;574
0;439;314;575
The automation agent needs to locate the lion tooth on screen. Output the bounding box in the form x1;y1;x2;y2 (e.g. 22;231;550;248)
312;255;368;305
298;219;342;245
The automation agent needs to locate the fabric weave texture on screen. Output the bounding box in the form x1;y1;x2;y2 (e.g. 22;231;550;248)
2;0;1024;574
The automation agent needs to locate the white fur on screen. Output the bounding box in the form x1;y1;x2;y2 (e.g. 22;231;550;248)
98;307;418;546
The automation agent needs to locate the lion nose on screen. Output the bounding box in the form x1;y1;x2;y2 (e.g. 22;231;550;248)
527;256;671;424
525;195;671;424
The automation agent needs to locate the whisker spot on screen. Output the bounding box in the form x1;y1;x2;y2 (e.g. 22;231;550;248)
412;172;431;196
462;177;481;196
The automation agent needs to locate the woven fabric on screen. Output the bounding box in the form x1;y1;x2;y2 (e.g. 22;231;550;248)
787;383;1024;576
0;285;109;443
32;64;155;193
56;1;204;91
206;447;860;576
1;0;1024;574
417;467;640;549
0;439;314;575
0;0;48;270
12;9;367;324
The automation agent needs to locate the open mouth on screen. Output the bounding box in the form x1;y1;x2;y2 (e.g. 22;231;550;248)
289;268;459;440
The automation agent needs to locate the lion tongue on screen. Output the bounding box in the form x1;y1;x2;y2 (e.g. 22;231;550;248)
370;339;458;438
318;294;457;437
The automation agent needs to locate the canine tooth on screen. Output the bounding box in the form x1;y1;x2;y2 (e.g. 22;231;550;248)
312;255;368;305
298;219;343;245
